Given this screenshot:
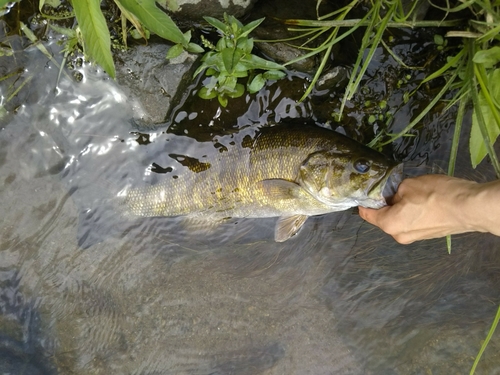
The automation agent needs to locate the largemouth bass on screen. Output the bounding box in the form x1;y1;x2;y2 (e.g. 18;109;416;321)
121;124;402;242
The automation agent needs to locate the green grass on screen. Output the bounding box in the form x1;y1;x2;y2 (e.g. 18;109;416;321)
470;305;500;374
282;0;500;179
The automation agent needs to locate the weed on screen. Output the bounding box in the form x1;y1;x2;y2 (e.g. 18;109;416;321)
193;13;286;107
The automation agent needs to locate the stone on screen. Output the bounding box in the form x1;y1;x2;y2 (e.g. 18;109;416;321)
315;66;350;92
114;43;198;125
160;0;259;20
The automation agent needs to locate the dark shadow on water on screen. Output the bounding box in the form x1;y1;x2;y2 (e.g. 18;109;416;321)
0;272;56;375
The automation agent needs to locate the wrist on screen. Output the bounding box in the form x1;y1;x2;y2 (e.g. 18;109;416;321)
465;180;500;235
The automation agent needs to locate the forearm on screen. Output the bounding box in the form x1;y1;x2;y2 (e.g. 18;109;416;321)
467;179;500;236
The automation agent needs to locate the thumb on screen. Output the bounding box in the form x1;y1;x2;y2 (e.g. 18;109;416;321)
358;205;392;227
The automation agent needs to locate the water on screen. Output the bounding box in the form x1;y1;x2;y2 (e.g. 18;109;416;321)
1;30;500;375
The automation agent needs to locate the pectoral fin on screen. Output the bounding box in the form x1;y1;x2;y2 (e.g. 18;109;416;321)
274;214;308;242
258;179;307;200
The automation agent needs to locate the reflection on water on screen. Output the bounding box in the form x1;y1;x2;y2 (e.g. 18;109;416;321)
1;35;499;375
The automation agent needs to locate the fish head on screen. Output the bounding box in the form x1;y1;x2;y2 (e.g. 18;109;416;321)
298;150;403;210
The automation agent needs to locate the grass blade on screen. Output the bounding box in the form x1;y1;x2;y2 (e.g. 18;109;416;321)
370;69;459;147
446;94;469;254
340;1;387;116
470;305;500;375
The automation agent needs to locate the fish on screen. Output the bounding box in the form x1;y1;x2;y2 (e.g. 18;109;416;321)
120;123;403;242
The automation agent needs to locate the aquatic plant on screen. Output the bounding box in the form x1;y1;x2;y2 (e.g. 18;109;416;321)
194;13;286;107
283;0;500;179
0;0;203;78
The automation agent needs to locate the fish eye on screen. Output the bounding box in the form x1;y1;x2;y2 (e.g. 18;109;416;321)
353;158;371;174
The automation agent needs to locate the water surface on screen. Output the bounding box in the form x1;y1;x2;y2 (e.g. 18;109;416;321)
1;32;500;375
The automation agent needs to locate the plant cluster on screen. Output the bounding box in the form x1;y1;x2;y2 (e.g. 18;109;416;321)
283;0;500;179
194;14;286;107
0;0;204;78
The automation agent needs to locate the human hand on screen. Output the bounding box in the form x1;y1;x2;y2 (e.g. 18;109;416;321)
358;174;486;244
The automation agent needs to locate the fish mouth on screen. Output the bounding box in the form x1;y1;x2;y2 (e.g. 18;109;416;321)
381;163;403;204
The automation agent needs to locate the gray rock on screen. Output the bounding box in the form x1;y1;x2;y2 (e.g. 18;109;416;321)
161;0;258;20
114;43;198;125
315;66;350;92
256;41;316;73
247;0;339;74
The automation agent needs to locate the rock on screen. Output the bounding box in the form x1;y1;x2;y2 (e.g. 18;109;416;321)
160;0;258;20
114;43;198;125
315;66;350;92
256;40;316;73
248;0;339;73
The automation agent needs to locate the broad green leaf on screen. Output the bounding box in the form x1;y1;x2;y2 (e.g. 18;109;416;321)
239;18;264;38
198;86;217;99
473;47;500;69
263;70;286;80
489;68;500;109
231;62;249;78
206;68;217;76
216;37;228;51
228;14;243;30
221;48;242;74
221;48;234;73
470;90;500;167
117;0;185;45
237;37;253;54
130;27;150;40
204;16;227;33
201;53;223;71
433;34;444;46
193;64;207;78
72;0;115;78
201;51;217;63
166;43;183;59
219;75;237;92
218;94;228;107
187;43;204;54
226;83;245;98
157;0;179;12
241;54;285;71
115;0;148;41
183;30;191;44
248;73;265;93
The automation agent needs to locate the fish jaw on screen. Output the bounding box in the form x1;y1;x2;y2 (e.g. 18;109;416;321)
359;163;403;209
381;163;403;203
